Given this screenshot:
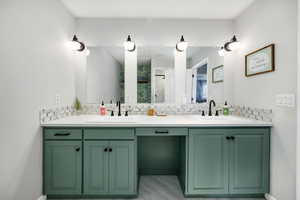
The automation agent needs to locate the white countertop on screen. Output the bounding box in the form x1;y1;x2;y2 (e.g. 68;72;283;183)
41;115;272;128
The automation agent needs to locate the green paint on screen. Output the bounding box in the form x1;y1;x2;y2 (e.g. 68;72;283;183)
84;141;109;194
188;130;229;194
43;127;270;198
44;141;82;195
138;137;181;175
187;128;270;196
109;141;136;194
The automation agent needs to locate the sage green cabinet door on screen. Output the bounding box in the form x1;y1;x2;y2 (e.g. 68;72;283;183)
229;132;269;194
84;141;109;194
109;141;136;195
44;141;82;195
188;130;229;195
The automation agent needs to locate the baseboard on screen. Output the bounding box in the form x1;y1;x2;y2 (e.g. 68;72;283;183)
37;195;47;200
265;193;277;200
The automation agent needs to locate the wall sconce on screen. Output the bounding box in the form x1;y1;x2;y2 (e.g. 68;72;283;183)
69;35;86;52
124;35;136;52
219;35;241;56
176;35;188;52
224;35;240;52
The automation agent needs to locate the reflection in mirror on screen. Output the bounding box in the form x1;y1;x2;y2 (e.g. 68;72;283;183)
86;46;124;104
186;47;224;104
84;46;224;105
137;47;174;104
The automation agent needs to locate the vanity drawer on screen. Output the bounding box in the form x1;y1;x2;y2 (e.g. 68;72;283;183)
136;128;188;136
44;128;82;140
84;128;135;140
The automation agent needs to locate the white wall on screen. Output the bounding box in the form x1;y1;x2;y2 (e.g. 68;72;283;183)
77;18;233;47
227;0;297;199
0;1;84;200
86;47;121;103
297;1;300;199
174;50;187;104
125;50;137;104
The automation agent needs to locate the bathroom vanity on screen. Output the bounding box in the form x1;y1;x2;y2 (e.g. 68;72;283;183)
41;115;271;199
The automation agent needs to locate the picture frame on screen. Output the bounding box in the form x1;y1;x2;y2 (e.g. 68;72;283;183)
212;65;224;83
245;44;275;77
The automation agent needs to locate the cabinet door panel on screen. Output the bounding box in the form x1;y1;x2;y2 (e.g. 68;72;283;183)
84;141;109;194
229;133;269;194
109;141;136;194
188;130;229;194
44;141;82;195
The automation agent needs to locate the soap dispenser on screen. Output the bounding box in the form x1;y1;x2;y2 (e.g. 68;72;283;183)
223;101;229;116
100;101;107;116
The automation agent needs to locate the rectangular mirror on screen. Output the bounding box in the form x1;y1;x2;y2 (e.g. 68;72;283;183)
85;46;224;104
86;46;124;104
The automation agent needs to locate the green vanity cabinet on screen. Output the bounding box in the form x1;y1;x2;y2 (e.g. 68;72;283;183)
109;141;135;194
229;129;270;194
187;128;270;196
43;126;270;199
84;141;109;194
188;130;229;195
84;140;136;195
44;140;82;195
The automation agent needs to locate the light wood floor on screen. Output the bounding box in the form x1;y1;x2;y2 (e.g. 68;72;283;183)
54;175;265;200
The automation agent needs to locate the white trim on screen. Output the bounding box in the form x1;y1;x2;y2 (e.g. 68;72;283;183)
191;57;209;69
265;193;277;200
297;0;300;199
191;58;209;103
37;195;47;200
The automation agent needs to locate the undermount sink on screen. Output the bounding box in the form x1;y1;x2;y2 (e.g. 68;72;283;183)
85;116;137;123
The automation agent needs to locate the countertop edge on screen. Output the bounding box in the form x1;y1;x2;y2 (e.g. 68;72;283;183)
41;124;273;128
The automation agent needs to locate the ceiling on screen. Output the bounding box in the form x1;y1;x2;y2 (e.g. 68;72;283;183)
61;0;255;19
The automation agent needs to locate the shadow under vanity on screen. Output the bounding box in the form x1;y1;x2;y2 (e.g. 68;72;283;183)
42;126;270;199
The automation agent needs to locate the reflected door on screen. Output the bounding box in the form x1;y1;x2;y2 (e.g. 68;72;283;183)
192;64;207;103
154;74;165;103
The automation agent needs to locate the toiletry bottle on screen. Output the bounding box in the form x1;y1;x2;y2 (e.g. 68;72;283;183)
100;101;107;115
147;105;156;116
223;101;229;116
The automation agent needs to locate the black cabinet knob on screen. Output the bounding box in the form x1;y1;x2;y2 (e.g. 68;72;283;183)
104;148;108;152
231;136;235;140
109;148;112;152
75;147;80;152
226;136;231;140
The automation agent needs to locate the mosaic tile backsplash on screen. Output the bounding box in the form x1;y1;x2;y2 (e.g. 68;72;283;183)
40;103;272;124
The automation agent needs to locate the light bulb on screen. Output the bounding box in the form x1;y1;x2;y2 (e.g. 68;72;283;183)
176;41;188;52
85;48;90;56
228;41;240;51
218;47;225;56
124;41;135;51
67;41;81;51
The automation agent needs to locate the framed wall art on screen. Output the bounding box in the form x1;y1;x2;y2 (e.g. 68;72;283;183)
245;44;275;77
212;65;224;83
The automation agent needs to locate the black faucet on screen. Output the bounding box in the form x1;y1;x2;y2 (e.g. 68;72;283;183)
208;100;216;116
117;101;121;116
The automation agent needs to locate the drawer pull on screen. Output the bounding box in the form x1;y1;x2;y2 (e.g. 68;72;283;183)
155;130;169;134
54;132;71;136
